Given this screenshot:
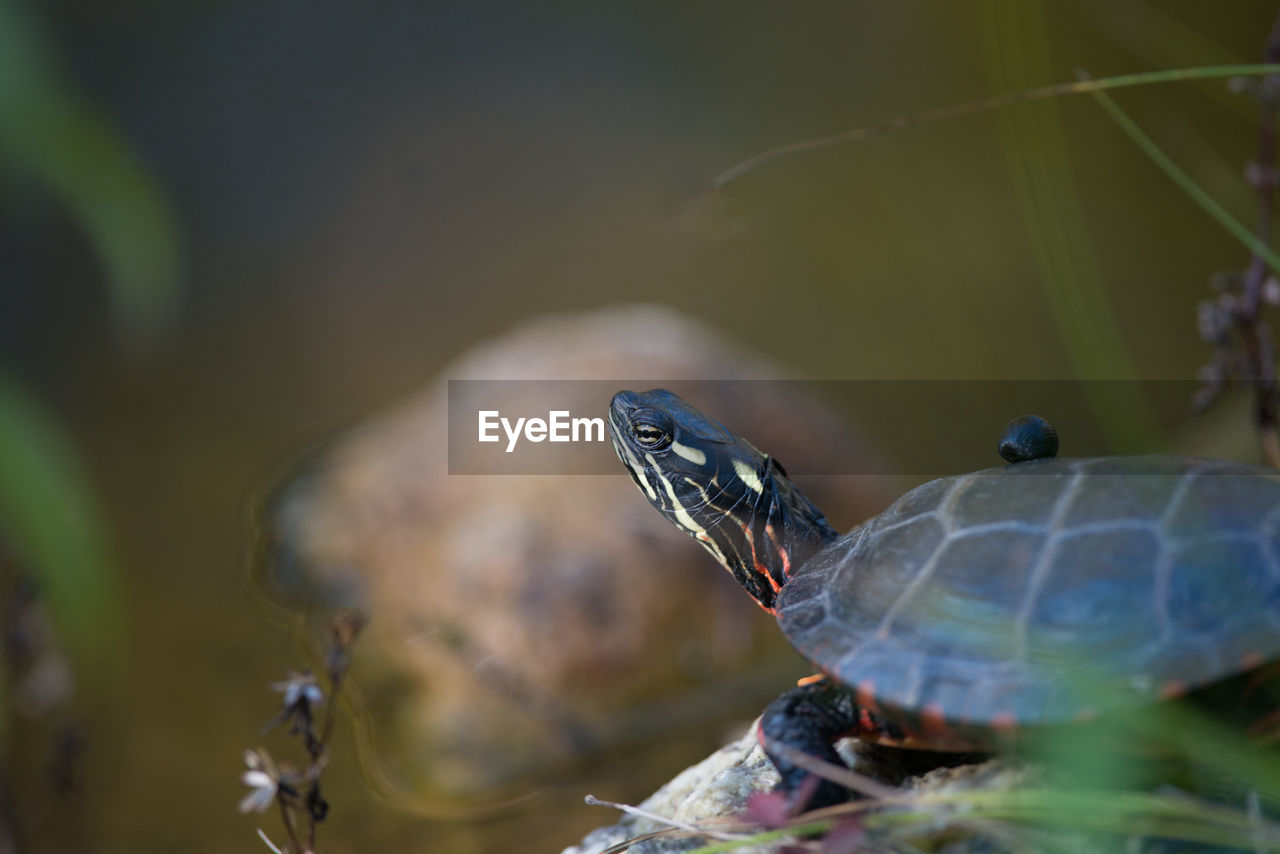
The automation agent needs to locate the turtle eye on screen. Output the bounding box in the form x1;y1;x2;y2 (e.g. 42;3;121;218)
630;410;673;450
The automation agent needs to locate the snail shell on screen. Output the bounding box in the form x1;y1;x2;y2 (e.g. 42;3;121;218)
998;415;1059;464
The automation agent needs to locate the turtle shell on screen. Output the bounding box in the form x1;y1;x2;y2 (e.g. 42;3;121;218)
776;455;1280;747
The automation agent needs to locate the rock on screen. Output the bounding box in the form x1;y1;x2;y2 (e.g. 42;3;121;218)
563;728;775;854
562;728;1034;854
259;305;897;795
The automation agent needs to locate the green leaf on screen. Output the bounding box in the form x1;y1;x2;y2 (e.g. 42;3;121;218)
0;0;181;346
0;370;120;675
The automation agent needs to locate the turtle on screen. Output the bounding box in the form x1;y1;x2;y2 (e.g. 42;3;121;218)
607;388;1280;809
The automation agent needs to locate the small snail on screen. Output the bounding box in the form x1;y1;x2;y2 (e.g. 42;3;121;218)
998;415;1059;464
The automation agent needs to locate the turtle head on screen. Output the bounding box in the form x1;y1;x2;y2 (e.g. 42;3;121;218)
609;389;837;612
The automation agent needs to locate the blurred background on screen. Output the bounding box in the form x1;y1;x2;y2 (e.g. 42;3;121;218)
3;1;1280;851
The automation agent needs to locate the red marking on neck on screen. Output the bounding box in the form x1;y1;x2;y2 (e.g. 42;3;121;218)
855;679;881;715
743;520;783;594
760;563;782;593
764;524;793;578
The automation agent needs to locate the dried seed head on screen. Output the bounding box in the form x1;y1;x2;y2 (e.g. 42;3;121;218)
1198;300;1231;345
1264;276;1280;307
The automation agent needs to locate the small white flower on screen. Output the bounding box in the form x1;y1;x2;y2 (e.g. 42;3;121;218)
238;749;279;813
271;671;324;710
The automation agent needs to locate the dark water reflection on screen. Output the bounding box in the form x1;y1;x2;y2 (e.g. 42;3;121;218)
4;1;1279;850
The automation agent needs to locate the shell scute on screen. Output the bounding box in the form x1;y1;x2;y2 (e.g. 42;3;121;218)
1165;468;1280;539
782;593;828;633
828;515;947;627
1063;473;1178;528
1166;538;1277;636
781;561;832;600
932;527;1043;604
952;471;1063;529
882;528;1044;657
1029;527;1160;648
871;476;953;529
1079;456;1191;476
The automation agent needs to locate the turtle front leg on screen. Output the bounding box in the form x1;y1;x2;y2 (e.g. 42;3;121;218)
758;679;874;810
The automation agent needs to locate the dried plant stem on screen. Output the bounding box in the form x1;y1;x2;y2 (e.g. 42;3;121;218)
712;64;1280;187
255;828;287;854
278;796;303;853
1242;11;1280;466
584;794;752;842
759;741;899;802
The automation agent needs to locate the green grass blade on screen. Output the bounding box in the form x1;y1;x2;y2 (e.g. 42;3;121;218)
0;0;181;346
0;371;121;679
980;0;1161;453
683;821;830;854
1084;74;1280;277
